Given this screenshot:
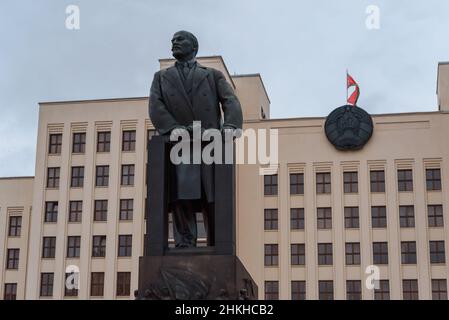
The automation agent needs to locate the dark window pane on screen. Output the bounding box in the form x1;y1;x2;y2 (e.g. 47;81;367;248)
46;167;60;188
116;272;131;296
344;207;359;229
265;281;279;300
122;130;136;152
317;208;332;229
71;166;84;188
97;131;111;152
316;173;331;194
290;173;304;195
72;133;86;153
264;244;278;266
8;216;22;236
69;201;82;223
319;280;333;300
370;170;385;192
96;165;109;187
264;174;278;196
49;134;62;154
399;206;415;228
264;209;278;230
291;281;306;300
371;206;387;228
40;273;54;297
318;243;333;265
428;205;444;227
343;172;358;193
120;199;134;221
118;235;132;257
290;208;305;230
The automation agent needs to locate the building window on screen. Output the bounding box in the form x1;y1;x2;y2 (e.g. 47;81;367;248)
343;172;358;193
344;207;359;229
316;172;331;194
92;235;107;257
318;243;333;265
116;272;131;296
264;281;279;300
42;237;56;258
371;206;387;228
95;165;109;187
290;208;304;230
399;206;415;228
94;200;108;222
72;132;86;153
426;169;441;191
290;173;304;195
8;216;22;236
291;281;306;300
48;133;62;155
430;241;446;264
121;164;135;186
71;166;84;188
398;169;413;192
345;242;360;265
118;235;132;257
317;207;332;229
402;279;418;300
97;131;111;153
264;174;278;196
46;167;60;188
65;272;79;297
6;249;20;269
69;201;82;223
370;170;385;192
373;242;388;265
40;273;54;297
346;280;362;300
264;244;278;266
122;130;136;152
428;205;444;227
44;201;58;223
374;280;390;300
264;209;278;230
120;199;134;221
4;283;17;300
291;244;305;266
319;280;333;300
90;272;105;297
401;241;417;264
432;279;447;300
67;236;81;258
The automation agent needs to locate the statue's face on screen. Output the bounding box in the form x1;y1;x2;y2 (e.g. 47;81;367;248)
171;32;195;60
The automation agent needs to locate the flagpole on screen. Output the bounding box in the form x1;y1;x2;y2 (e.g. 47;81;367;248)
346;69;348;104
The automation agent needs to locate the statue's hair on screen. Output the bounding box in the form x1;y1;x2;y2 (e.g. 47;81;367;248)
175;30;199;56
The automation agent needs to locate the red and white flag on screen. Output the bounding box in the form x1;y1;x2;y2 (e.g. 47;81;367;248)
346;72;360;106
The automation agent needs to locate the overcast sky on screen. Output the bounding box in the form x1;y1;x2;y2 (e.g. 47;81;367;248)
1;0;448;177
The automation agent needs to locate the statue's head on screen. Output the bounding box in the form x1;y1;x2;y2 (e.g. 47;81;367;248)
171;30;198;61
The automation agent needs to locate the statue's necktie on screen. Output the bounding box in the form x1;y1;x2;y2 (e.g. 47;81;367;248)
182;63;190;79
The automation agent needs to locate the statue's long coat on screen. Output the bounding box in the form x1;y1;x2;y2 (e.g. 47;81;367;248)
149;63;243;203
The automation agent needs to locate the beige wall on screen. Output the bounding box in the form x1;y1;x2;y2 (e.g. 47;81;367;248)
0;177;33;299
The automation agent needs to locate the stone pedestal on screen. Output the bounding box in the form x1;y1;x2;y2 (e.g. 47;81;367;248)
137;253;257;300
138;136;257;300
